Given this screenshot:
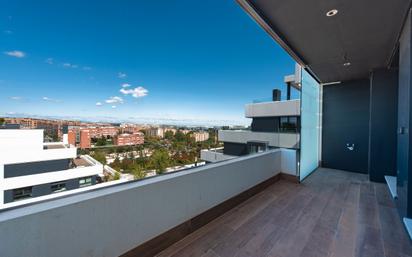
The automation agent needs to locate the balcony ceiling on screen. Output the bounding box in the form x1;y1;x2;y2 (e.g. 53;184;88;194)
238;0;412;83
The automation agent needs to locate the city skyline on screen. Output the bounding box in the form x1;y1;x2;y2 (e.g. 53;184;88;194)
0;1;295;126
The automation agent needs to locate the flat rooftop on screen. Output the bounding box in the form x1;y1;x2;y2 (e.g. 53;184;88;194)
73;157;92;167
43;144;66;150
156;168;412;257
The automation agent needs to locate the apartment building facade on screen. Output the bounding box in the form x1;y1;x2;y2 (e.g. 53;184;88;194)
191;131;209;142
4;118;82;140
202;73;301;164
0;126;103;209
68;126;121;149
113;132;144;146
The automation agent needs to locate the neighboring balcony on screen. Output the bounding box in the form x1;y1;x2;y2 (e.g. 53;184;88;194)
245;99;300;118
218;130;300;149
1;155;102;193
200;147;236;163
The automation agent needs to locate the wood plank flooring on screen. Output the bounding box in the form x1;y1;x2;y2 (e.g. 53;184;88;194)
156;168;412;257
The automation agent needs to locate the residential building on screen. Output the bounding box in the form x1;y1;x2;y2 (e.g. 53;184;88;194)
0;126;103;209
90;126;119;138
145;127;179;138
145;127;163;138
201;73;300;163
67;129;76;146
113;132;144;146
79;129;91;149
4;118;82;140
121;125;144;134
67;126;121;148
1;2;412;257
192;131;209;142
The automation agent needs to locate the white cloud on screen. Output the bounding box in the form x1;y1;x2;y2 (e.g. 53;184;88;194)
6;112;16;115
45;58;53;64
42;96;61;103
121;83;131;88
62;63;78;68
111;105;117;109
105;96;124;104
118;72;127;79
9;96;22;100
96;102;102;106
83;66;92;71
120;86;148;98
4;50;25;58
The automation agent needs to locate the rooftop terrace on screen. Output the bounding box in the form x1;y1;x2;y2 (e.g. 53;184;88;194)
155;168;412;257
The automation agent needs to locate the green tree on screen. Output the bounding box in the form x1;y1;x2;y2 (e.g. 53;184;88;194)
149;149;171;174
174;130;186;142
0;118;5;125
113;172;121;180
164;130;174;140
110;157;122;171
131;165;146;180
91;151;107;165
95;136;107;146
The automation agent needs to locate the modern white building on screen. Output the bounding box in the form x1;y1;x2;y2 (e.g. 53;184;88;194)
201;73;301;163
0;126;105;209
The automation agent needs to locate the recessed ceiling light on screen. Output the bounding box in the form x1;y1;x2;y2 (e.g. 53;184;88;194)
343;62;351;66
326;9;338;17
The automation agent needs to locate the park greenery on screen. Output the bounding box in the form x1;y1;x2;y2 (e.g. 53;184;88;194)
86;129;221;180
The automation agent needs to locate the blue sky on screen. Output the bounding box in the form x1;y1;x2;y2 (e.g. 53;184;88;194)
0;0;295;126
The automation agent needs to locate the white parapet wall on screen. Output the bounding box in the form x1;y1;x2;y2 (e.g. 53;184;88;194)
0;129;76;165
245;99;300;118
219;130;300;149
200;148;236;163
0;150;283;257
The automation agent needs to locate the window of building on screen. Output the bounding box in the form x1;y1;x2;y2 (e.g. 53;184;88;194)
79;177;93;187
13;187;33;201
279;116;299;133
51;182;66;193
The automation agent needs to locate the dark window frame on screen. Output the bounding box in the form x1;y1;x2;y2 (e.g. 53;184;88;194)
12;186;33;201
51;182;67;193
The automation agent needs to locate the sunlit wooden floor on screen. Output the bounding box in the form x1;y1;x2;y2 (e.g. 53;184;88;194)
156;168;412;257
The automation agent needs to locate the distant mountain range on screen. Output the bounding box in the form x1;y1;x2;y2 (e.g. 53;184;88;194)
1;112;248;128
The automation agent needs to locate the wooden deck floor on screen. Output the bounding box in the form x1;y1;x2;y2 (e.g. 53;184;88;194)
156;168;412;257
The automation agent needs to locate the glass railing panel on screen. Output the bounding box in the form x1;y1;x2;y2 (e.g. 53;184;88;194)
299;68;321;181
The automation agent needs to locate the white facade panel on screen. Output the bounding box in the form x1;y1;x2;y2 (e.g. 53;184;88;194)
245;99;300;118
218;130;300;149
1;164;102;191
0;129;44;153
1;147;77;165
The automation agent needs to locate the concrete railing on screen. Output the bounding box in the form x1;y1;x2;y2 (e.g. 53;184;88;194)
1;146;77;165
219;130;300;149
0;150;283;257
200;148;236;163
245;99;300;118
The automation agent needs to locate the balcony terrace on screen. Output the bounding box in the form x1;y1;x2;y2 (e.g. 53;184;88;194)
156;168;412;257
